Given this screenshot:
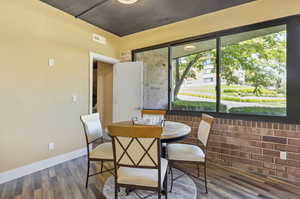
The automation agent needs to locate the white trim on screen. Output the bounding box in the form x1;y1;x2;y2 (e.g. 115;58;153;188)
89;52;119;114
0;148;86;184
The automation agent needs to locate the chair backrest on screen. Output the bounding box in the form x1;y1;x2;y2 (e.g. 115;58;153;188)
197;114;215;147
141;110;166;123
108;124;162;169
80;113;103;144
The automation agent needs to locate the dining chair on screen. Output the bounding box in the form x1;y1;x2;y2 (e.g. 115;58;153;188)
141;110;166;123
80;113;114;188
166;114;215;194
108;123;168;199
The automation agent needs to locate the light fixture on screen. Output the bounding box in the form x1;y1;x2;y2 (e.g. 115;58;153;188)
184;45;196;51
118;0;138;4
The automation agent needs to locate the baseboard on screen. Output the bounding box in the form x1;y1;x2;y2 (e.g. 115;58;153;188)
0;148;87;185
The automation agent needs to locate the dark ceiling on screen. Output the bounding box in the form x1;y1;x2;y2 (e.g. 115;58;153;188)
40;0;255;36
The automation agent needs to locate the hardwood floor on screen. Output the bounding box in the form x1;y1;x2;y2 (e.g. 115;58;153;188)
0;156;299;199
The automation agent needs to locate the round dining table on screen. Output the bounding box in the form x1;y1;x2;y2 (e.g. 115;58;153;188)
111;120;191;142
110;120;191;156
160;121;191;143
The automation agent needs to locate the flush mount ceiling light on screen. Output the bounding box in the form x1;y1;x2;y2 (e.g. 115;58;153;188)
184;45;196;51
118;0;139;4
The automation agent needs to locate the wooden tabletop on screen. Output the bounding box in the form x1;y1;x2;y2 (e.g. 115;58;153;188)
109;121;191;141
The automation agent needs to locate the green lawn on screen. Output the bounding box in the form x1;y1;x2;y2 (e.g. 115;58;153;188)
179;84;286;107
174;84;286;116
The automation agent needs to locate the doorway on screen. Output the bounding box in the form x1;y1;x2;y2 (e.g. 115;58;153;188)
89;52;119;129
93;61;113;128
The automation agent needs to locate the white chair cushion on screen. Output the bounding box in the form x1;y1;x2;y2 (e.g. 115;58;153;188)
90;142;113;160
167;144;205;162
117;158;168;187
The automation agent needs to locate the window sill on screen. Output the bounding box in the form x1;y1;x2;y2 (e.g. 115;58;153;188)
167;110;298;124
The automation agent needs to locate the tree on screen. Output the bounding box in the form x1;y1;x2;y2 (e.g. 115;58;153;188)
173;51;216;99
173;30;286;98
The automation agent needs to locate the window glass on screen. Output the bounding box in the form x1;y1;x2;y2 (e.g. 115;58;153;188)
220;25;287;116
170;39;220;112
135;48;169;109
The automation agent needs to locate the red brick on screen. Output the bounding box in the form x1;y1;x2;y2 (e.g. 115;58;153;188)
251;154;274;163
264;162;276;169
275;158;300;167
274;144;300;153
168;113;299;182
276;170;288;178
263;149;280;157
262;142;274;149
286;167;300;181
288;138;300;146
274;130;300;138
249;141;262;148
276;165;287;172
287;152;300;161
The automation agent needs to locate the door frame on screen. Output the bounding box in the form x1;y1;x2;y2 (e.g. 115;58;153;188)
89;52;119;114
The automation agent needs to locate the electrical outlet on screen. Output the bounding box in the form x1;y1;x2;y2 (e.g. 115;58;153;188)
280;151;287;160
49;142;55;151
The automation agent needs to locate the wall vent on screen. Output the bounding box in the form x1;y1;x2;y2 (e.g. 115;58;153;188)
92;34;106;45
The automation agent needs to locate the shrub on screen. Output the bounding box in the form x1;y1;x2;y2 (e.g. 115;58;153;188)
172;100;227;112
223;88;277;96
229;106;286;116
179;93;285;103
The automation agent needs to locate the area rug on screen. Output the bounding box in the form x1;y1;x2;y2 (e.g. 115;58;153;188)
103;169;197;199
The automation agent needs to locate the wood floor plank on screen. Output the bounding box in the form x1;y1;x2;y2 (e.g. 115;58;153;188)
1;156;299;199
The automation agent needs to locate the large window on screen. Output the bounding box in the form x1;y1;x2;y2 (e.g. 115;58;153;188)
133;17;299;120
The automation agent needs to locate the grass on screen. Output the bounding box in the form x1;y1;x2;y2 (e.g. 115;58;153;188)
172;100;286;116
179;92;286;103
172;100;227;112
183;84;286;98
229;107;286;116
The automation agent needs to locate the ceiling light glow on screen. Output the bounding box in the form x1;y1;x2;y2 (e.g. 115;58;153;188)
184;45;196;51
118;0;138;4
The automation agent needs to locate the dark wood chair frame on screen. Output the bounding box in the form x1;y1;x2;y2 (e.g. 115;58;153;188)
111;136;168;199
80;117;114;188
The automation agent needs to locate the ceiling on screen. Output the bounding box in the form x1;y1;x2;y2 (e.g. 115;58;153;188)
40;0;255;36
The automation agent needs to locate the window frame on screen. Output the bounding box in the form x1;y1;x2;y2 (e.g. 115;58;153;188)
132;14;300;123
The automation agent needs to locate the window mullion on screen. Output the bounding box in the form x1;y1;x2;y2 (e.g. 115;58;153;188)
216;37;221;113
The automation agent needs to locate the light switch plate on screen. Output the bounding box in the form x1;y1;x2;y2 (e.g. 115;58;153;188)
49;142;55;151
49;58;55;67
72;95;77;102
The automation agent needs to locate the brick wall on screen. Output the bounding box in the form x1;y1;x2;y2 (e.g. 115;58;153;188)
165;114;300;182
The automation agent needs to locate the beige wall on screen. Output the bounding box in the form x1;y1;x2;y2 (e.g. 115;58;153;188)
97;62;113;129
1;0;300;173
0;0;120;172
119;0;300;52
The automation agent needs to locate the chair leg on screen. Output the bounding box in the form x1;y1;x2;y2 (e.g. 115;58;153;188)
158;188;161;199
100;160;103;173
85;160;90;188
164;170;168;199
204;162;208;194
115;184;118;199
169;167;174;193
